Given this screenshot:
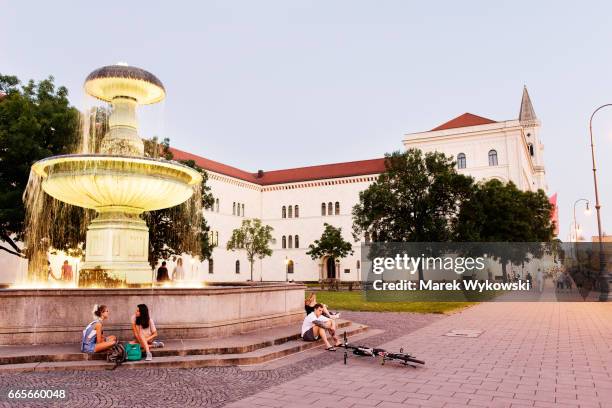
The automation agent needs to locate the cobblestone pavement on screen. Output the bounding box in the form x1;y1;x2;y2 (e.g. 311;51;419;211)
227;302;612;408
0;311;442;408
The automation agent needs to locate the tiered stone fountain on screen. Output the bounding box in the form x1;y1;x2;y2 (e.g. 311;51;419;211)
0;65;304;345
32;65;202;283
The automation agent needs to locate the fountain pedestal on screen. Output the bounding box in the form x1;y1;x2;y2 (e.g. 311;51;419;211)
81;212;152;283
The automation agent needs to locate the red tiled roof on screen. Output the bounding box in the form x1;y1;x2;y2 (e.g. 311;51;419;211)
170;147;386;186
170;147;259;183
431;113;496;131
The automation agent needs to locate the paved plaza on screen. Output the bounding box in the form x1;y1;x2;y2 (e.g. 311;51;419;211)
2;302;611;407
228;302;612;408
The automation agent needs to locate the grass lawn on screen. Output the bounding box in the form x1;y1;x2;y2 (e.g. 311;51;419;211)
312;291;479;314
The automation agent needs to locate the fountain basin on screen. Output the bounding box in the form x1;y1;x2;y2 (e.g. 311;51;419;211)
0;283;306;345
32;154;202;214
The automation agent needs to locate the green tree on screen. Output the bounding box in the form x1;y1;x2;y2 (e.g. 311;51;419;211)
352;149;474;280
0;74;83;261
226;219;273;281
143;152;215;268
306;223;354;268
143;136;172;159
455;179;555;281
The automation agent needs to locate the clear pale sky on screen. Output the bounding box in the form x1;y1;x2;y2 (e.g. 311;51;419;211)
2;0;612;241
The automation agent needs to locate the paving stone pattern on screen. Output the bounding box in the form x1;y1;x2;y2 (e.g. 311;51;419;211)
0;312;440;408
228;302;612;408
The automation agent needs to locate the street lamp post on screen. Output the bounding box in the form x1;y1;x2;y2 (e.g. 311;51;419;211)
285;256;289;282
572;198;590;242
588;105;610;299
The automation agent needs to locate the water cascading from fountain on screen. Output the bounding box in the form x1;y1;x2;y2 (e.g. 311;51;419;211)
22;64;203;286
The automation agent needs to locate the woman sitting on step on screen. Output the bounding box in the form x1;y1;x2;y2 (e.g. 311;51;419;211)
304;292;340;319
130;304;164;362
81;304;117;354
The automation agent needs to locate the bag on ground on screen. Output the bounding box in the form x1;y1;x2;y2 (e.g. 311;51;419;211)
124;343;142;361
107;343;127;366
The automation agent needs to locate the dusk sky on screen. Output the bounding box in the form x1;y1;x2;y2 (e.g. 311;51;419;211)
3;1;612;241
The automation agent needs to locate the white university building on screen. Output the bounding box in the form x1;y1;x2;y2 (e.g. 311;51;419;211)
0;87;551;285
169;87;549;283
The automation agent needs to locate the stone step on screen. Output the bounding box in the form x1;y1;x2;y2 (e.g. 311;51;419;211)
0;319;352;365
0;322;368;373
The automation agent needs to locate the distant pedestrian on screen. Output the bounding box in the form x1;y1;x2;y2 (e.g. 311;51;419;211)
47;261;59;282
172;258;185;281
563;273;573;293
156;261;170;282
61;260;73;282
526;272;532;288
536;269;544;293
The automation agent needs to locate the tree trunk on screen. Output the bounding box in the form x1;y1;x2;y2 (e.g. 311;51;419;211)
501;259;508;283
250;261;254;282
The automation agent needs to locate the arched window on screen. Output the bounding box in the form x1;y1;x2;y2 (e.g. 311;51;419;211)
328;202;333;215
335;202;340;215
282;236;286;249
282;206;286;218
288;235;293;248
242;204;245;216
457;153;466;169
215;198;219;212
321;203;326;216
295;205;299;218
236;203;240;216
294;235;299;248
208;258;214;274
233;202;236;215
287;260;294;274
235;260;240;274
528;143;534;157
288;205;293;218
356;260;361;269
488;150;498;166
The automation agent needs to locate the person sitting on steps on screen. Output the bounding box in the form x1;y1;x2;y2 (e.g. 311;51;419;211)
301;303;341;351
81;304;117;354
304;292;340;319
130;304;164;361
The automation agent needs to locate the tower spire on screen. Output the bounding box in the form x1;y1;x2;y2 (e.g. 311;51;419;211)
519;85;537;126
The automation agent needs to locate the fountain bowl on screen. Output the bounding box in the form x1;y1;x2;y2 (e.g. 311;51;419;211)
32;154;202;214
84;64;166;104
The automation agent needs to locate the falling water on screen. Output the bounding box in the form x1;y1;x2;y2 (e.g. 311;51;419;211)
21;109;203;287
22;170;93;283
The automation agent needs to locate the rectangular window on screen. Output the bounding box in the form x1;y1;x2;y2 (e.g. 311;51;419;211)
344;269;350;274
